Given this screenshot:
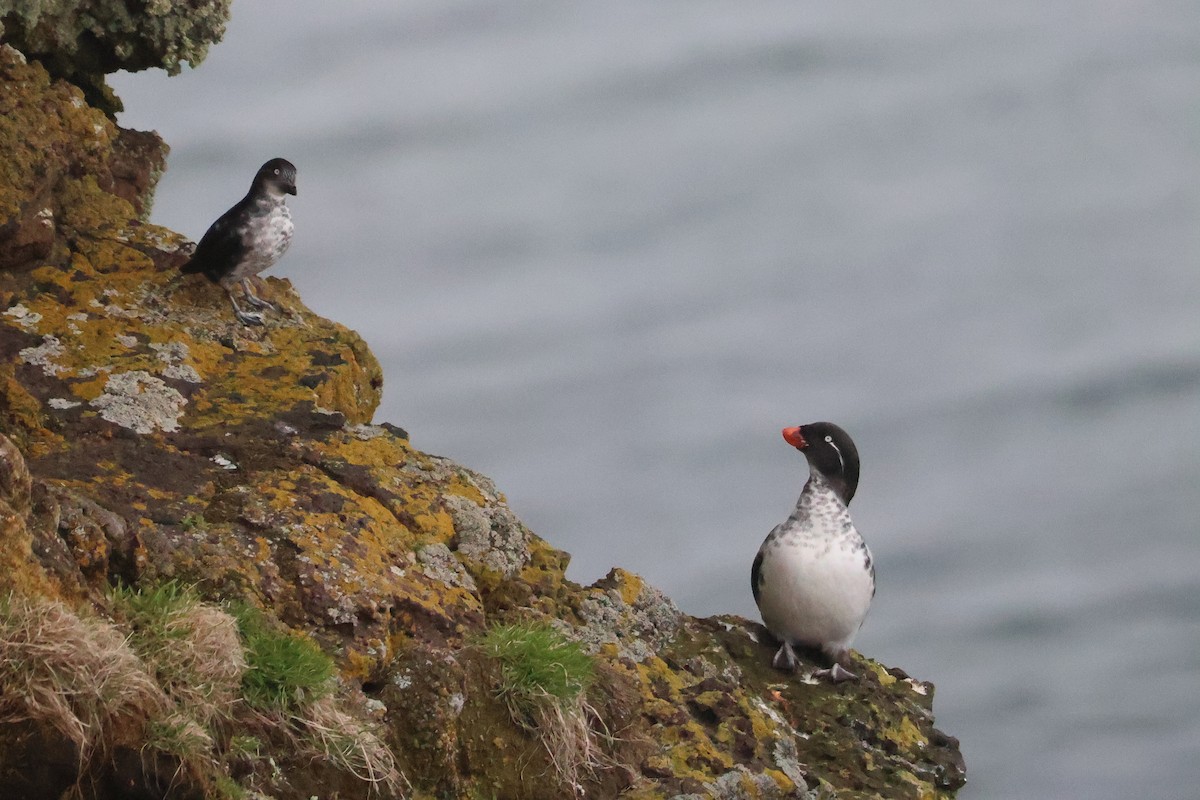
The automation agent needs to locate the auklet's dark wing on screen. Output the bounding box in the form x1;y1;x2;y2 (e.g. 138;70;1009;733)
181;196;251;282
750;549;764;606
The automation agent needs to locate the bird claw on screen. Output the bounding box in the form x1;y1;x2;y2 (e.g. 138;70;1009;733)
240;278;277;312
813;663;858;683
771;642;799;672
771;642;859;683
234;308;266;326
244;294;276;311
228;288;268;326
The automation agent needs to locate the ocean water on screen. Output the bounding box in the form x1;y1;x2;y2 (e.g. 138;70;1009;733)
110;2;1200;797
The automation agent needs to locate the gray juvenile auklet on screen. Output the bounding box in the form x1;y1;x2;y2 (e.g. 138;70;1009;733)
181;158;297;326
751;422;875;681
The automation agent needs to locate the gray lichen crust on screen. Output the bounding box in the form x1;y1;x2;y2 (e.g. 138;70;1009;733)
0;0;232;75
87;370;187;434
446;493;534;579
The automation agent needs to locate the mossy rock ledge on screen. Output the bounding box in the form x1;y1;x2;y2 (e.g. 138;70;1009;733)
0;43;965;800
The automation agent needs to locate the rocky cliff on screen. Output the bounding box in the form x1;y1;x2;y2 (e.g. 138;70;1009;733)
0;21;965;800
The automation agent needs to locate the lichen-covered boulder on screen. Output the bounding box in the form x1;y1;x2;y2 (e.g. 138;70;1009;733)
0;40;965;800
0;44;166;275
0;0;230;109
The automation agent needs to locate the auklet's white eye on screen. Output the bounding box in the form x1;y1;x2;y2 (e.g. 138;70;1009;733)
273;168;280;175
825;435;833;443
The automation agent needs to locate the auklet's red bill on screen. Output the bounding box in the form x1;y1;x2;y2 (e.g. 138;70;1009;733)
182;158;297;326
751;422;875;682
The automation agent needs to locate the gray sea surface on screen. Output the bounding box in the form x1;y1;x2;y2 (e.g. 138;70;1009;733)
111;2;1200;797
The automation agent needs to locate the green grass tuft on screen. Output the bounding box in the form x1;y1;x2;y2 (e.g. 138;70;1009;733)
212;773;248;800
144;712;213;759
230;603;334;712
479;622;605;793
179;513;207;531
111;580;197;636
110;581;245;728
480;621;594;711
228;734;263;759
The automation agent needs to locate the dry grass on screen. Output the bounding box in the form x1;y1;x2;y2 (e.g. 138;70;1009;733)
176;604;246;722
0;590;404;797
0;594;165;760
229;602;405;796
531;695;610;797
300;696;406;796
113;583;245;730
231;690;406;797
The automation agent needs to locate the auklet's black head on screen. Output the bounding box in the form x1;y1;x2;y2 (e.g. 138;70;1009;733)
782;421;860;504
253;158;298;197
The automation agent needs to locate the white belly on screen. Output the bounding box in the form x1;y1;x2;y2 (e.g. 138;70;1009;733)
231;203;293;280
756;535;874;653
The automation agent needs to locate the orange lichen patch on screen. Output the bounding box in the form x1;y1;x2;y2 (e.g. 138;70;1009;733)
867;659;900;687
325;437;494;518
341;646;377;683
64;375;110;403
608;568;646;607
635;655;689;700
235;467;484;643
251;536;273;564
0;50;113;222
0;372;55;454
764;768;799;793
315;431;414;469
56;179;140;240
298;434;481;549
516;538;570;603
450;477;488;508
21;278;372;431
882;714;929;751
0;500;56;598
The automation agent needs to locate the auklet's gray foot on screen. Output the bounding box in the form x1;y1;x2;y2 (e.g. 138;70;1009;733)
229;298;265;327
771;641;799;671
241;278;277;311
751;422;875;683
819;663;857;683
181;158;297;326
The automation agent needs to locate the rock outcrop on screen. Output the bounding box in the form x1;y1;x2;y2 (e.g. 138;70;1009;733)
0;30;965;800
0;0;231;110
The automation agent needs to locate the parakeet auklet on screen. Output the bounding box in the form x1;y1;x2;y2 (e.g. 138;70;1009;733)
181;158;297;326
751;422;875;681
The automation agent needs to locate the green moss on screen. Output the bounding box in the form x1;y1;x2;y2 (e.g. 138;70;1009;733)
179;513;206;531
231;602;334;712
212;774;248;800
228;734;263;758
144;713;210;761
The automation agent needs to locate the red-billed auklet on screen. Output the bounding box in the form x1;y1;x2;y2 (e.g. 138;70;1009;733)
181;158;297;326
751;422;875;681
